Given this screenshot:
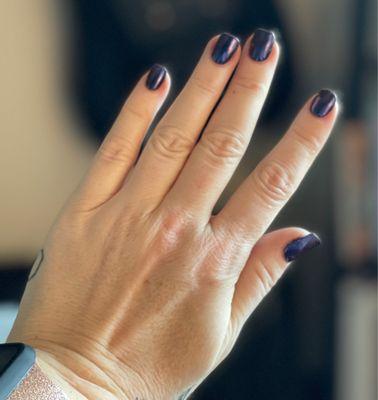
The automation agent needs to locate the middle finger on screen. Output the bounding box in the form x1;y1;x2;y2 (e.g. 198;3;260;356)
165;29;279;218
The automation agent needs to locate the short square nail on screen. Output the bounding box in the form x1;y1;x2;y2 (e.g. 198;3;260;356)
146;64;167;90
310;89;337;117
249;28;275;62
284;233;321;262
211;33;240;65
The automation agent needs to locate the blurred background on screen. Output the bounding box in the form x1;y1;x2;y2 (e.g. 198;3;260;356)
0;0;376;399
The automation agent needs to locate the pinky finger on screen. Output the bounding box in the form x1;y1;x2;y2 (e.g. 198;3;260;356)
72;64;170;211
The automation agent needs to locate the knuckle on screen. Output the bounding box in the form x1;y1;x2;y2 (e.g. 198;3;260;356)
154;208;197;253
98;133;135;163
150;124;193;159
198;256;241;289
253;259;279;297
123;103;150;122
199;266;236;288
254;160;296;205
198;232;249;287
201;125;247;164
291;125;323;157
191;76;218;97
233;75;268;97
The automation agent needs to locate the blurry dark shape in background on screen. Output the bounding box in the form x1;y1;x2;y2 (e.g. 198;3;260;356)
69;0;294;142
0;0;376;399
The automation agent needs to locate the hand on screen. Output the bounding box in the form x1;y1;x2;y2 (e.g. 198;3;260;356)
9;30;338;400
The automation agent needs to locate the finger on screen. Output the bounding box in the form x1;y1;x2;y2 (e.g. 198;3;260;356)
73;65;170;211
231;228;321;324
166;29;278;217
213;89;339;241
123;33;241;208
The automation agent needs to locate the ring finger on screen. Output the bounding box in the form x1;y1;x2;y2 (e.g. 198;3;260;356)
213;89;339;244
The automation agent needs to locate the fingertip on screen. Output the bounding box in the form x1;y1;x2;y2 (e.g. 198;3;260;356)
283;231;322;262
309;88;339;119
244;29;280;65
144;64;170;93
253;227;321;263
278;226;313;241
250;227;307;256
207;33;241;66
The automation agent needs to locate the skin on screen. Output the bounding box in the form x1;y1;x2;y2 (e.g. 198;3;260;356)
8;34;338;399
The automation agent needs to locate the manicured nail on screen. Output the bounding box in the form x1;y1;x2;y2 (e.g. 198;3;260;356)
284;233;321;262
146;64;167;90
310;89;337;117
249;28;275;61
211;33;240;65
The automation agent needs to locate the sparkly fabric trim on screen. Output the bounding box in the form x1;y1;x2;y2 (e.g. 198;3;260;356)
8;364;68;399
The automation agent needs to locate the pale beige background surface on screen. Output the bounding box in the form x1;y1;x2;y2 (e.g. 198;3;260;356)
0;0;95;262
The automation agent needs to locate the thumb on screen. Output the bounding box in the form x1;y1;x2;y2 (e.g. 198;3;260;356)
231;227;321;324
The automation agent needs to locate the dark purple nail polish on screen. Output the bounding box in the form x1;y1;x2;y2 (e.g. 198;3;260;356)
310;89;337;117
146;64;167;90
249;29;275;62
284;233;321;262
211;33;240;65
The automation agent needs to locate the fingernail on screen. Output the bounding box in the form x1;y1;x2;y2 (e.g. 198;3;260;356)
146;64;167;90
211;33;240;65
284;233;321;262
310;89;337;117
249;28;275;62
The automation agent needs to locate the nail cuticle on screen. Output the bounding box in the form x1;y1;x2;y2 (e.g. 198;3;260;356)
211;33;240;65
249;28;275;62
146;64;167;90
283;233;321;262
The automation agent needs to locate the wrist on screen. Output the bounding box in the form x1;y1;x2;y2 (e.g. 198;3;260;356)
36;347;193;400
14;337;157;400
34;348;134;400
9;329;194;399
35;352;87;400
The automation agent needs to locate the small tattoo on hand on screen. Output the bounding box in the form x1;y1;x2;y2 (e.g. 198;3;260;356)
28;249;44;281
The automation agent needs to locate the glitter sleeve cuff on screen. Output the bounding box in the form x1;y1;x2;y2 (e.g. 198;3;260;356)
8;363;69;400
